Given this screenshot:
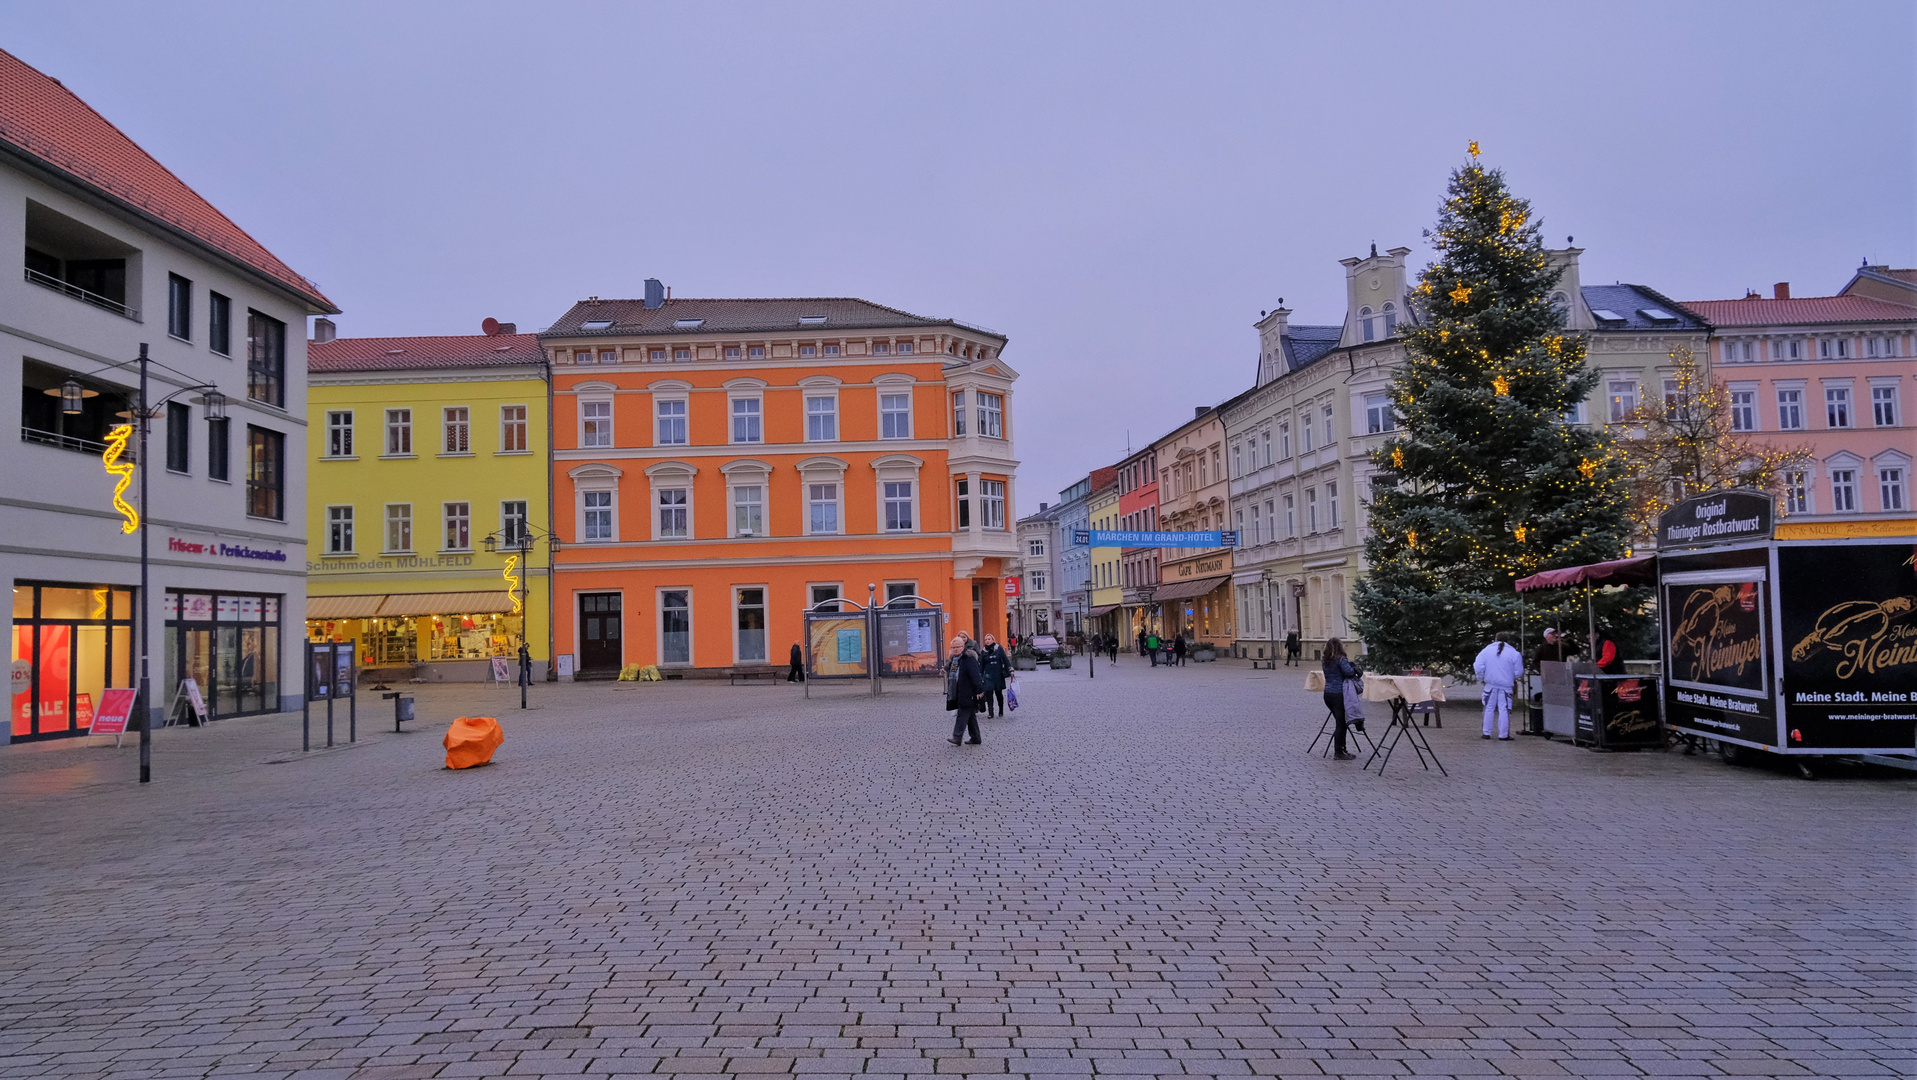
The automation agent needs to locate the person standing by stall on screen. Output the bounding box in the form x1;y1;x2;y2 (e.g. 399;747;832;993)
1321;637;1360;760
1474;632;1524;740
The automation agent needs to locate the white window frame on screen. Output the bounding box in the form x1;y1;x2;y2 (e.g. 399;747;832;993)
1829;464;1859;513
1878;464;1907;512
580;397;614;448
384;408;413;457
655;396;688;446
1028;538;1045;557
443;501;471;552
571;463;622;543
875;455;922;534
1305;487;1319;534
730;395;763;445
980;479;1006;530
1321;403;1334;447
325;410;355;458
1327;480;1340;529
805;393;839;443
721;460;771;538
1607;379;1639;422
806;481;842;536
733;585;769;665
657;587;693;667
879;389;913;440
1728;384;1757;432
442;406;471;455
581;489;615;541
501;500;529;546
977;392;1005;439
1776;385;1805;431
1364;392;1395;434
1030;570;1046;593
1870;381;1900;428
1279;421;1292;460
383;503;413;553
499;404;529;454
1783;469;1812;515
1824;382;1854;429
884;581;920;608
326;505;354;554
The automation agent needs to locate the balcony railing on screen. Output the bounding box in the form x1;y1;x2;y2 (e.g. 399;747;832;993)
21;425;135;459
24;267;141;321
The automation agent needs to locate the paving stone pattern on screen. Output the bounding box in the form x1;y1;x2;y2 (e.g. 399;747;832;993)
1;660;1911;1079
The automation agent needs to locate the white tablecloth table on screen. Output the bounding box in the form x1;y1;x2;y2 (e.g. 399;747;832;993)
1302;671;1446;704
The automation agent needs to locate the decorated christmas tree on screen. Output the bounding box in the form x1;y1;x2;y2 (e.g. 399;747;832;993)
1353;147;1643;675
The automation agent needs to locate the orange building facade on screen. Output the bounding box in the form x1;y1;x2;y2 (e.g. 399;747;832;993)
542;284;1019;676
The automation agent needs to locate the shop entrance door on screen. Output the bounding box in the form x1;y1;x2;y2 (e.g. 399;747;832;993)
578;593;622;673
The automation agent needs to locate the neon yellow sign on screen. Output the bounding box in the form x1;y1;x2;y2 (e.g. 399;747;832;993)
502;553;522;615
102;423;138;534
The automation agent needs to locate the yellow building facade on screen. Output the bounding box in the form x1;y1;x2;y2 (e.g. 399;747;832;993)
1088;469;1123;637
304;326;552;680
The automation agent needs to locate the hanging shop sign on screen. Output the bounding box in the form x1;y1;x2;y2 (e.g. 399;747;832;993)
168;536;289;563
1003;576;1021;597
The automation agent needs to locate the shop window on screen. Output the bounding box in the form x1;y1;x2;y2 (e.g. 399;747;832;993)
246;426;284;520
735;587;768;663
385;504;413;552
166;401;191;473
886;582;918;608
660;590;691;665
11;581;135;740
246;309;285;408
810;584;843;611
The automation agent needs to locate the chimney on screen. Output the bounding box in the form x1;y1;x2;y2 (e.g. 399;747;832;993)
1038;502;1048;512
311;317;336;344
644;278;666;309
1195;406;1209;419
496;322;516;335
1774;282;1791;301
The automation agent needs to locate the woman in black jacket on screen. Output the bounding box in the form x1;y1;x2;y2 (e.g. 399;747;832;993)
1321;636;1360;760
980;634;1010;718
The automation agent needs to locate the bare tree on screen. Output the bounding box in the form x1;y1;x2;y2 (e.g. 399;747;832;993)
1613;346;1812;544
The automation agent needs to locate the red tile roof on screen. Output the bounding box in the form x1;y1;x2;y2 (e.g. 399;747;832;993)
0;48;335;312
1679;295;1917;328
308;334;545;373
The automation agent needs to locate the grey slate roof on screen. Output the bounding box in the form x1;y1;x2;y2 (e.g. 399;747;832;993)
1281;325;1344;370
1579;285;1710;331
542;297;1000;340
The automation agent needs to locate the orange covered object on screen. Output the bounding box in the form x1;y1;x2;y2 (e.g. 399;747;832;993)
443;716;504;769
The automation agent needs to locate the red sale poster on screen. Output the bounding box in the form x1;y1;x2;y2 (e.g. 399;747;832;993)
12;624;70;736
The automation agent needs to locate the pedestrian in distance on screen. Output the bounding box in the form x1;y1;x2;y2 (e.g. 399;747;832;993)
1173;634;1187;667
787;642;805;683
1136;629;1147;657
945;635;985;746
980;634;1009;718
1285;629;1301;666
1106;634;1119;663
1321;636;1361;760
1147;632;1161;666
1474;632;1524;740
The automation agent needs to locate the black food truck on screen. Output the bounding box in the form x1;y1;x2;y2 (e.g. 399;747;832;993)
1657;490;1917;761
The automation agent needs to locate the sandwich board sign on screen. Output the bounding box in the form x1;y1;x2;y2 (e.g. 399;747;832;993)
88;688;138;745
168;678;208;727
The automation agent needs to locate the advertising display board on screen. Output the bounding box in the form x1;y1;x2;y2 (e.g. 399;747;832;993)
1573;674;1663;749
805;616;869;679
1777;543;1917;752
1662;567;1775;747
878;611;941;676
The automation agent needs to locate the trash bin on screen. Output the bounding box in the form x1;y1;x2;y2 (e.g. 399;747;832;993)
396;695;415;722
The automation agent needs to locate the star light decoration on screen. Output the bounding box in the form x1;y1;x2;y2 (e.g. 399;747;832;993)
1468;140;1480;158
1493;375;1511;396
1449;283;1472;305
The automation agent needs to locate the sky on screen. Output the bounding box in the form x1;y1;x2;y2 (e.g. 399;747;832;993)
5;1;1912;511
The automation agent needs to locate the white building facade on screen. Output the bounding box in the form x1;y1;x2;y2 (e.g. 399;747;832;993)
4;53;336;738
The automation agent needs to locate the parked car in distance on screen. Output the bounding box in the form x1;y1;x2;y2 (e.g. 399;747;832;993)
1028;635;1061;664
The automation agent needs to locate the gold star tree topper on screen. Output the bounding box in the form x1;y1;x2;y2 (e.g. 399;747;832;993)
1468;140;1480;159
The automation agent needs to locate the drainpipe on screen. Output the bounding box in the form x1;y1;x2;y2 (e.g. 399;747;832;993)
544;351;557;680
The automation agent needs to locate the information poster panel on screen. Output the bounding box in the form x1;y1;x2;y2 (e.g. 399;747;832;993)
807;616;868;679
878;612;940;677
1778;543;1917;751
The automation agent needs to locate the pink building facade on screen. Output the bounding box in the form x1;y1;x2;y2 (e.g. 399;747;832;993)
1688;267;1916;536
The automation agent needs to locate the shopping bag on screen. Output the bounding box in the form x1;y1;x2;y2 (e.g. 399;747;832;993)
1007;683;1020;712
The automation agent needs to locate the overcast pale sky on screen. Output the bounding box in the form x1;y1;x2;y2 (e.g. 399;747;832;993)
6;2;1912;510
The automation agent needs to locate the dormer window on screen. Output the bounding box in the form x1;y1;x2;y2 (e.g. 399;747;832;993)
1638;308;1676;324
674;318;704;329
580;320;614;331
799;315;827;326
1592;309;1626;324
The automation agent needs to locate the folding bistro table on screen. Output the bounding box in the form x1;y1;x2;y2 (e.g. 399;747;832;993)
1302;671;1448;776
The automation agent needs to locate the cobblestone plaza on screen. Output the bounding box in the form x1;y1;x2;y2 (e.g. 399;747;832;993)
1;662;1911;1079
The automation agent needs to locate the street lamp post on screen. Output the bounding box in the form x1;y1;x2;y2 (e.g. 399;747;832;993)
67;344;224;783
482;523;562;709
1082;579;1094;679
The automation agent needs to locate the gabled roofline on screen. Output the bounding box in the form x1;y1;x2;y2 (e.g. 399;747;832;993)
0;140;339;316
1841;266;1917;305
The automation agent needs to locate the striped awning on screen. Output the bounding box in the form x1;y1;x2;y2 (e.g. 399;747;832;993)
305;595;387;619
377;591;517;617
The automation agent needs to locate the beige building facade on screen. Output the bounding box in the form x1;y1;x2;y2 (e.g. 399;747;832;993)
1152;406;1234;648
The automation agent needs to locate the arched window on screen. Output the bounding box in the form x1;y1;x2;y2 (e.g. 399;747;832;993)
1359;306;1375;342
1382;301;1397;336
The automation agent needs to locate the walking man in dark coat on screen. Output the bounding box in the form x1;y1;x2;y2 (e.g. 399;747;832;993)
945;635;985;745
1173;634;1188;666
787;642;805;682
1284;630;1301;666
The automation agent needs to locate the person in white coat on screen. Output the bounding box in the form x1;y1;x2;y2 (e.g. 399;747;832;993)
1473;632;1524;740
